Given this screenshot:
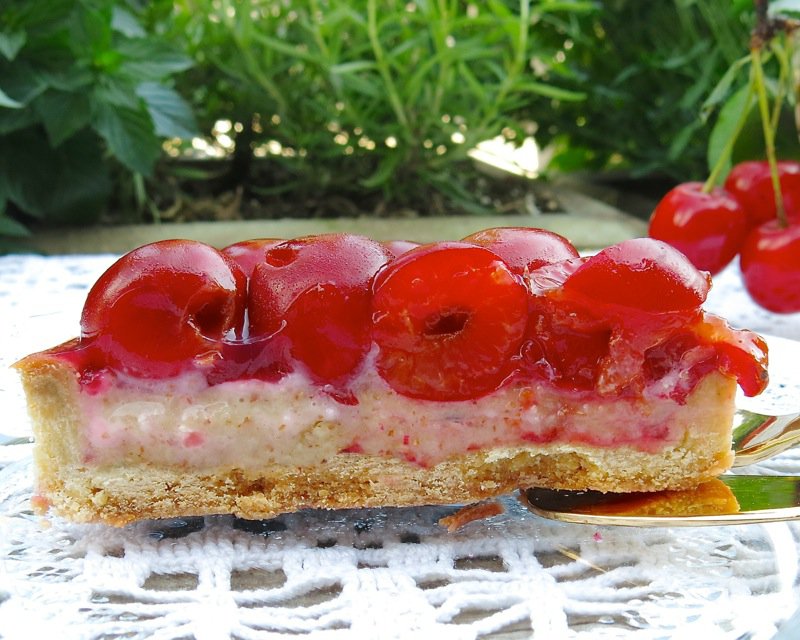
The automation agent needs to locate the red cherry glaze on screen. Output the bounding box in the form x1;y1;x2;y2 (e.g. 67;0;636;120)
642;331;720;400
371;242;528;401
724;161;800;229
740;220;800;313
462;226;579;275
520;298;611;390
563;238;711;313
249;234;391;384
648;182;748;275
57;231;768;407
715;336;769;397
221;238;282;277
688;313;769;396
527;257;585;295
80;240;246;377
206;336;293;386
382;240;420;258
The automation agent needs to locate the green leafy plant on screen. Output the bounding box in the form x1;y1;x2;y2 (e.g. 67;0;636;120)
645;1;800;314
145;0;592;216
705;0;800;180
528;0;755;181
1;0;774;236
0;0;197;242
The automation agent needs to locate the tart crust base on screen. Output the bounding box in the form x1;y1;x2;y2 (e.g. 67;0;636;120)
17;356;737;527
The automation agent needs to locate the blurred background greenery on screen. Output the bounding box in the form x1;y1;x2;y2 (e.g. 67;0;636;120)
0;0;796;242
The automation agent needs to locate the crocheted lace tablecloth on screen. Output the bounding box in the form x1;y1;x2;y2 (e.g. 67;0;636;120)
2;253;800;640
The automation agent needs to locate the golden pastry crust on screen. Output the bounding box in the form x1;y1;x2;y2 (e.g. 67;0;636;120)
16;354;736;526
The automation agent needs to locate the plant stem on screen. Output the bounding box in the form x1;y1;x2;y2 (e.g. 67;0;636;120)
367;0;410;136
308;0;330;61
770;38;789;134
431;0;450;119
515;0;531;74
703;71;755;193
475;0;530;137
752;45;787;226
792;30;800;145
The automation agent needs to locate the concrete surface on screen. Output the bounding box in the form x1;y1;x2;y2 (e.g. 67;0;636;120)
20;186;648;255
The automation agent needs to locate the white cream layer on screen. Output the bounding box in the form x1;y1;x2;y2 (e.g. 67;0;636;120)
77;363;715;470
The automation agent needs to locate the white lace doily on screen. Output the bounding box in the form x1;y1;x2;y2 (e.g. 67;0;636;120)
2;253;800;640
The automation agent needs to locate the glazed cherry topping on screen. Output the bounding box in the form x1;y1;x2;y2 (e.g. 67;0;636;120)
740;219;800;313
520;299;612;390
563;238;711;313
221;238;282;277
382;240;420;258
713;329;769;397
371;242;528;401
689;314;769;397
80;240;246;377
248;233;391;384
724;160;800;229
642;331;719;401
462;226;579;275
648;182;748;275
68;231;767;405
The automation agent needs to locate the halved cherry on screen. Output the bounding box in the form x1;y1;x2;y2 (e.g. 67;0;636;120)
382;239;420;258
690;314;769;397
248;233;391;384
713;329;769;397
371;243;528;401
563;238;711;313
462;226;579;275
80;240;246;377
221;238;282;277
520;298;612;391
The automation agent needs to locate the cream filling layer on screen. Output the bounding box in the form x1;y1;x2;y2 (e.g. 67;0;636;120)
77;364;725;470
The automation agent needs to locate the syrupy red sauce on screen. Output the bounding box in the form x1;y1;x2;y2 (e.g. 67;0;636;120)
515;258;766;403
40;234;769;406
49;305;767;408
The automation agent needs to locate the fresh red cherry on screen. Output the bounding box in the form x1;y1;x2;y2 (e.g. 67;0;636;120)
221;238;282;277
249;234;391;384
371;243;528;401
462;226;579;275
740;220;800;313
648;182;747;275
563;238;711;313
724;160;800;229
80;240;246;377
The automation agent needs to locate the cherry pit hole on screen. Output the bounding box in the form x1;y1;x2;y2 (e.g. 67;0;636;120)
189;296;233;338
266;246;299;267
424;310;470;337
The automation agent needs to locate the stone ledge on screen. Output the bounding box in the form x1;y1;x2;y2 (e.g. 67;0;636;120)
23;185;647;255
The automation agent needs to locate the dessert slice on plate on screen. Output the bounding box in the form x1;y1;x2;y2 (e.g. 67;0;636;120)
15;229;768;526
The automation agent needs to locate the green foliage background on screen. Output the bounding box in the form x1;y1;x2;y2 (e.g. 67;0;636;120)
0;0;197;239
1;0;790;238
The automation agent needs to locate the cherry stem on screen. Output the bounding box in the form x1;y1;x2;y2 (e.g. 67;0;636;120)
770;41;789;135
751;45;788;227
703;73;755;194
792;31;800;148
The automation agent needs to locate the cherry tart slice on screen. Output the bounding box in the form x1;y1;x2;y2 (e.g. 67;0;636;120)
16;229;767;526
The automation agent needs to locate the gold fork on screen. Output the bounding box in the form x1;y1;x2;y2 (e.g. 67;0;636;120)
522;408;800;527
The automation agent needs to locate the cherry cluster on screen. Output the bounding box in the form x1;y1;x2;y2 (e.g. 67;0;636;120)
649;160;800;313
75;229;767;403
